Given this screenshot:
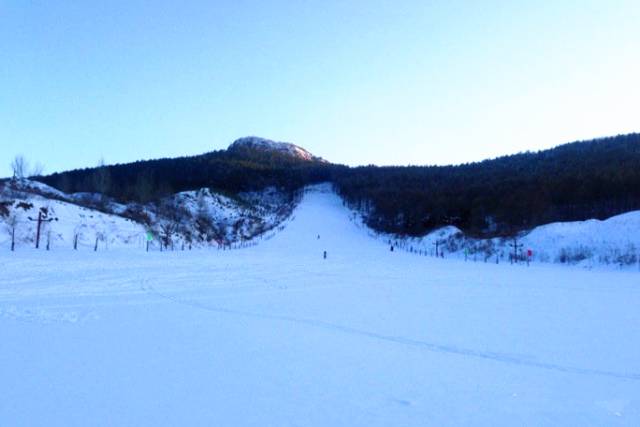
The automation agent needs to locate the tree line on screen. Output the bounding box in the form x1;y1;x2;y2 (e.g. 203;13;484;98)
36;146;334;204
30;133;640;238
332;133;640;237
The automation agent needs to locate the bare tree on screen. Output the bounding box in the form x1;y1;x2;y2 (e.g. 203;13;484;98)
159;222;177;250
509;237;523;264
10;155;28;180
159;198;182;250
10;155;45;180
196;189;210;222
29;162;45;177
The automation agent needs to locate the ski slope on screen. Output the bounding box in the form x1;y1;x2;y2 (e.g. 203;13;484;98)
1;184;639;426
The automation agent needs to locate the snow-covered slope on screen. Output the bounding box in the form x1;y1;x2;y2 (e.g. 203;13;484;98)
159;186;297;246
256;184;384;259
2;178;639;267
522;212;640;265
0;179;298;250
367;211;640;268
0;182;146;250
1;184;639;426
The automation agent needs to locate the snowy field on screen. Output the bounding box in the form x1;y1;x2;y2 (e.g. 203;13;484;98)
1;186;639;426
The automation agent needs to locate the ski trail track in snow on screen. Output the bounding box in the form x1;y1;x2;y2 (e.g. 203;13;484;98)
142;281;640;382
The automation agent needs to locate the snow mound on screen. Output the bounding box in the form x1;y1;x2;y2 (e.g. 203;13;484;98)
521;211;640;265
4;178;71;201
373;210;640;268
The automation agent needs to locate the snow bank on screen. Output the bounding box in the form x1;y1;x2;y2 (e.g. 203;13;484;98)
364;211;640;269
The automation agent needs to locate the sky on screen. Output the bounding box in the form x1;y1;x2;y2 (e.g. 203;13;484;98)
1;0;639;177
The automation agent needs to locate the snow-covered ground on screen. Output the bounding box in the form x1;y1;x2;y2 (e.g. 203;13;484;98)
372;212;640;269
1;185;639;426
0;186;147;250
0;179;296;250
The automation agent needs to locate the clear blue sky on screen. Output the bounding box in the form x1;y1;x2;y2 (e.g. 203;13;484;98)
1;0;639;177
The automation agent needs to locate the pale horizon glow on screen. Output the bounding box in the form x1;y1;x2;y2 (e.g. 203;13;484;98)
1;0;639;177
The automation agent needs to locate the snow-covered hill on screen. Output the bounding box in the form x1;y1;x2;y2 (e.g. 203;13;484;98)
376;211;640;269
157;186;298;246
0;179;298;250
0;180;147;250
229;136;325;162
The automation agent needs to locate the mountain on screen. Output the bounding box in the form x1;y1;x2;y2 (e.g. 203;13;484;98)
228;136;325;162
34;137;336;204
333;133;640;237
26;132;640;239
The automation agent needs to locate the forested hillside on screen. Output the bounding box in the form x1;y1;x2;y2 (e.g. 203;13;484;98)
37;141;335;203
33;133;640;237
333;133;640;236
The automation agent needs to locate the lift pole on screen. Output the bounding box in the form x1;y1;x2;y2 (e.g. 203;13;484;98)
28;209;56;249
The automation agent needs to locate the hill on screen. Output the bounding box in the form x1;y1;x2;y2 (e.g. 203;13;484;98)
29;133;640;238
0;179;298;250
35;137;335;204
333;133;640;236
